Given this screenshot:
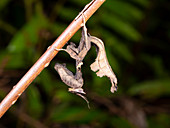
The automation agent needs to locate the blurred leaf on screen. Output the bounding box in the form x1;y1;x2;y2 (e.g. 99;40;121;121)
111;117;133;128
100;28;134;63
104;0;144;22
131;0;150;7
59;7;77;21
51;107;107;123
148;114;170;128
52;107;86;122
49;22;66;36
0;89;6;98
37;69;55;94
92;75;110;95
101;12;142;41
7;15;49;53
0;20;17;34
6;53;26;68
156;114;170;127
106;49;120;73
0;0;11;11
71;0;89;6
27;85;44;118
128;79;170;98
55;90;73;102
5;14;51;68
113;42;134;62
80;109;108;123
141;55;167;77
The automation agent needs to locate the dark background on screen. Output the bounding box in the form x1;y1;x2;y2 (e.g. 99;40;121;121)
0;0;170;128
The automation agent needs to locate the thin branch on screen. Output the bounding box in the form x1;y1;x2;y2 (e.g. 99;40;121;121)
0;0;105;118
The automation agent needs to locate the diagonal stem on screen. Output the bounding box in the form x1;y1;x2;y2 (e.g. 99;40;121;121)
0;0;105;118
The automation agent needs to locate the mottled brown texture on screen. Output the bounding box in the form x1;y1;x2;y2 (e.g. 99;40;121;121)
89;36;118;93
54;23;90;108
54;14;117;109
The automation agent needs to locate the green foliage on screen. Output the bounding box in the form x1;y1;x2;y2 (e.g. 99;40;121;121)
51;107;107;123
148;114;170;128
128;79;170;98
0;0;11;11
111;117;133;128
7;15;49;53
0;0;170;127
27;85;44;118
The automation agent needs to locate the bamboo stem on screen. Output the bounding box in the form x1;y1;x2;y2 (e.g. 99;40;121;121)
0;0;105;118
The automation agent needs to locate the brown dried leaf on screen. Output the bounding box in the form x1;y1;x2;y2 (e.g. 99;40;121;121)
89;36;118;93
